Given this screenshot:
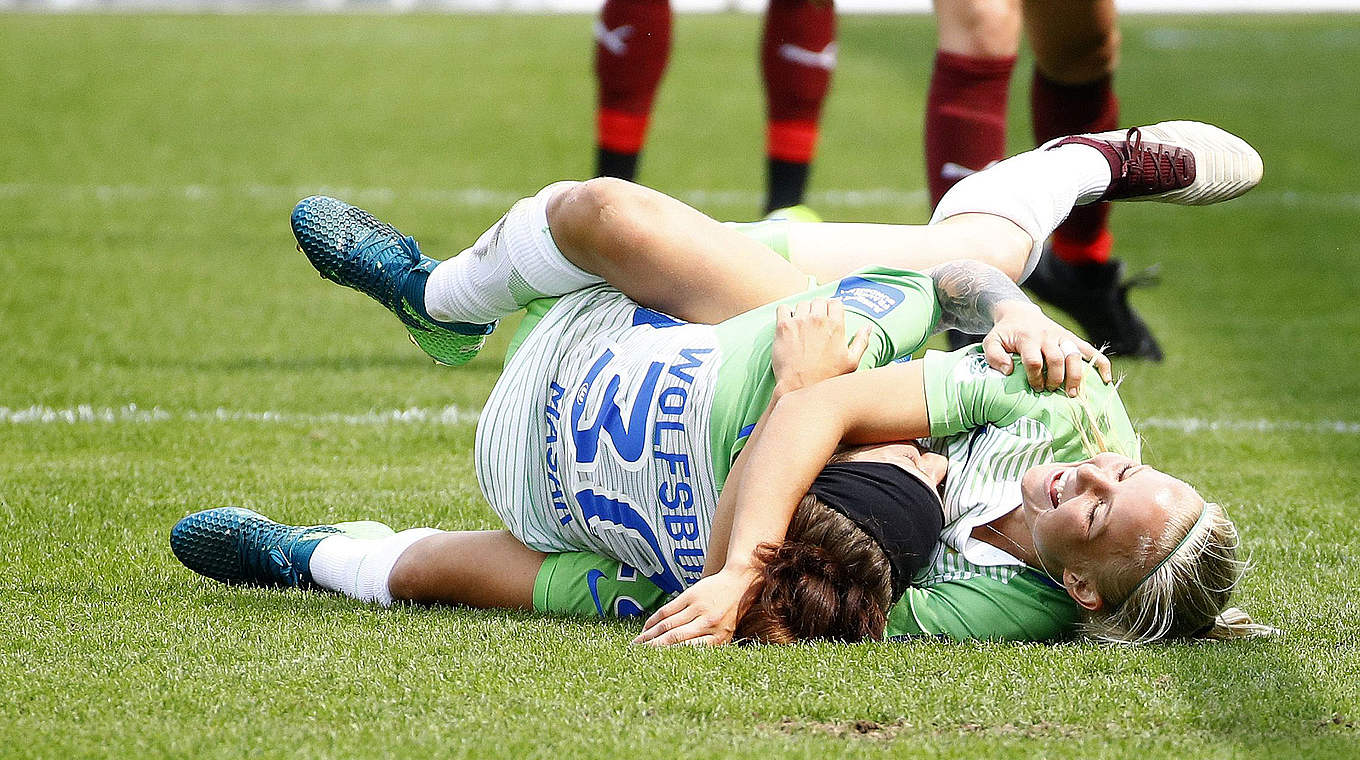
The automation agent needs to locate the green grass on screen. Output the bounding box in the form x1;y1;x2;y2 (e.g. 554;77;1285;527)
2;12;1359;759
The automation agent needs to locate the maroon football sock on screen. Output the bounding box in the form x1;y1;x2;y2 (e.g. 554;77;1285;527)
1032;70;1119;264
763;0;836;209
594;0;672;177
925;51;1016;208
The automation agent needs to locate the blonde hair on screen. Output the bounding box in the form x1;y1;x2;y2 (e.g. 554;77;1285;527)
1083;501;1275;644
1065;377;1272;643
1069;376;1134;459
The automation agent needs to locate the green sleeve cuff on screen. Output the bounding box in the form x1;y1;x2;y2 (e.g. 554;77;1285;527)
886;570;1079;642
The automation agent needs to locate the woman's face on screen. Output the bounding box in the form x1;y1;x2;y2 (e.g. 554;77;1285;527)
1019;453;1203;591
842;442;949;496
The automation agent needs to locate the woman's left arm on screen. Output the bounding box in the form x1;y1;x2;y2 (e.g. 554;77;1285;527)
699;300;871;578
634;359;930;646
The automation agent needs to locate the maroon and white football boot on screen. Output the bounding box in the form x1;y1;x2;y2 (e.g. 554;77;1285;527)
1047;120;1263;205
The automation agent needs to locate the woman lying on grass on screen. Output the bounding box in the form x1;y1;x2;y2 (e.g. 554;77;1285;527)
172;121;1272;645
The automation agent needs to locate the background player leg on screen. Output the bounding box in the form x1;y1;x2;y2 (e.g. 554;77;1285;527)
925;0;1020;205
926;0;1021;347
1020;0;1162;359
762;0;836;214
594;0;672;181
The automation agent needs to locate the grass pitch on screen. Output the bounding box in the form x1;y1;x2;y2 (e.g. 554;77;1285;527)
2;12;1359;759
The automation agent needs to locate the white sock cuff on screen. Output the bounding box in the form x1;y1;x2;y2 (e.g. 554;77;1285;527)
929;146;1109;281
311;528;444;607
511;182;601;295
423;182;602;324
359;528;444;607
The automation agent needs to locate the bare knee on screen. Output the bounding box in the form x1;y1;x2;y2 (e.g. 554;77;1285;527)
385;537;438;602
546;177;639;239
546;176;651;270
935;0;1022;58
1024;0;1121;83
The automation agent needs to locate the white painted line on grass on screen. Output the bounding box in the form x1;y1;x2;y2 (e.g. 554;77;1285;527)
0;404;482;426
1138;417;1360;435
4;404;1358;436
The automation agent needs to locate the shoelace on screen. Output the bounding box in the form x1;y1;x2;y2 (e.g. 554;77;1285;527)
1120;128;1192;191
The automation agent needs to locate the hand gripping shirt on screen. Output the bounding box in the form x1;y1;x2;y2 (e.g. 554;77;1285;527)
476;267;939;596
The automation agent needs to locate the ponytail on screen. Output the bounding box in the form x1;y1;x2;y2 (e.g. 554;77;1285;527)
734;496;894;644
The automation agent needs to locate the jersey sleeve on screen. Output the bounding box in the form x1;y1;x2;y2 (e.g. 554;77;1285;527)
710;267;942;481
922;345;1044;437
725;225;940;363
885;571;1080;642
921;345;1139;459
829;267;941;366
532;552;670;619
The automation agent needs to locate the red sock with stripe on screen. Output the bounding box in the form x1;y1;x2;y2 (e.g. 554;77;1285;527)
594;0;672;180
763;0;836;212
924;51;1016;208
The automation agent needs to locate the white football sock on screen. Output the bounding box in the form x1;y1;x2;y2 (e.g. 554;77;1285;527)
423;181;604;324
930;143;1112;280
309;528;444;607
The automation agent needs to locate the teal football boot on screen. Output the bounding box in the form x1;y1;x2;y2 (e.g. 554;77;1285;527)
290;195;495;366
170;507;394;588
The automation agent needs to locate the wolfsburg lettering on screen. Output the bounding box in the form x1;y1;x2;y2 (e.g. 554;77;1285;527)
667;347;711;384
652;346;713;586
544;381;572;526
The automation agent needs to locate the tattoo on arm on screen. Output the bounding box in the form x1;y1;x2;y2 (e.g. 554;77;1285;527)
929;260;1031;334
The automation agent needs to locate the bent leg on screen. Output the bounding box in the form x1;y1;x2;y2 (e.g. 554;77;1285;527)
386;530;547;609
784;214;1032;283
547;178;813;323
423;178;809;327
784;137;1114;284
427;148;1103;328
